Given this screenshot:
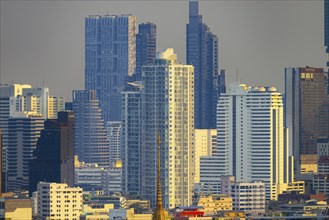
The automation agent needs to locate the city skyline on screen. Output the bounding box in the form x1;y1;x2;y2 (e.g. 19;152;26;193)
0;0;326;100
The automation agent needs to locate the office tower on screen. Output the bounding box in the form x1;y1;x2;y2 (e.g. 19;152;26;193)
325;0;329;78
141;48;194;209
0;84;32;179
194;129;216;185
85;15;136;122
29;111;75;194
107;121;122;167
186;0;220;129
221;176;266;216
37;182;82;219
121;82;142;195
136;23;157;81
73;90;110;167
207;84;290;200
7;112;44;192
285;67;329;175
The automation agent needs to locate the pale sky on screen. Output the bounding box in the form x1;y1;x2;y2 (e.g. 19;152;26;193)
0;0;326;100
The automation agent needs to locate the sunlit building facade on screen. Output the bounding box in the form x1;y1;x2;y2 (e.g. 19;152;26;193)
141;48;194;209
206;84;291;200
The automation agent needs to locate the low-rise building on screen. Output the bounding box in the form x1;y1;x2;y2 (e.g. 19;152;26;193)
197;194;232;216
221;176;265;216
37;182;82;219
173;206;212;220
109;208;152;220
0;198;32;220
80;204;114;220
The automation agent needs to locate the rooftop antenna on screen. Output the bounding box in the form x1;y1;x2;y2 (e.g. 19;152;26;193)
236;68;239;84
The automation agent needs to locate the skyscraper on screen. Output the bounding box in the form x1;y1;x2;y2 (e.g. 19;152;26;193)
85;15;136;122
121;82;142;195
29;111;75;194
285;67;329;175
136;23;157;81
141;48;194;209
7;112;44;192
201;84;291;200
73;90;110;167
186;0;220;129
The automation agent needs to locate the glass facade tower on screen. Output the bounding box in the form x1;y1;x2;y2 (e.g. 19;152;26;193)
186;0;220;129
85;15;136;122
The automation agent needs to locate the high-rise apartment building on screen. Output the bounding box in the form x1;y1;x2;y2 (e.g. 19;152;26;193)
37;182;82;219
29;111;75;194
85;15;136;122
285;67;329;175
194;129;216;185
73;90;110;167
136;23;157;81
141;48;194;209
7;112;44;192
121;82;142;195
205;84;291;200
186;0;220;129
107;121;122;167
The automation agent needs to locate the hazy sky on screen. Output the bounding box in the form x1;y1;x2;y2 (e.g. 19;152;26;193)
0;0;326;100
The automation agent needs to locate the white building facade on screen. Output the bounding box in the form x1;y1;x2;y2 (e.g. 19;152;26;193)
221;176;266;216
201;84;290;200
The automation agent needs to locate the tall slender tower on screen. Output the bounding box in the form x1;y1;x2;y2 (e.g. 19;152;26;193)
152;131;166;220
142;48;194;209
186;0;220;129
85;15;136;122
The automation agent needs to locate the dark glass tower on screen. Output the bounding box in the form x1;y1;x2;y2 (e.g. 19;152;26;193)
186;0;220;129
29;112;75;194
285;67;329;175
136;23;157;81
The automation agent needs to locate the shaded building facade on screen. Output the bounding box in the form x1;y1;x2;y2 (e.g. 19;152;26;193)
29;111;75;194
85;15;136;122
285;67;329;175
136;23;157;81
7;113;44;192
73;90;110;167
186;0;220;129
121;82;142;195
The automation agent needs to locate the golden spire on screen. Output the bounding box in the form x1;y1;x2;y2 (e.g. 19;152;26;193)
153;130;166;220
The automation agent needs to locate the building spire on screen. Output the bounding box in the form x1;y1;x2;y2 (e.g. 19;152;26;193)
152;130;166;220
